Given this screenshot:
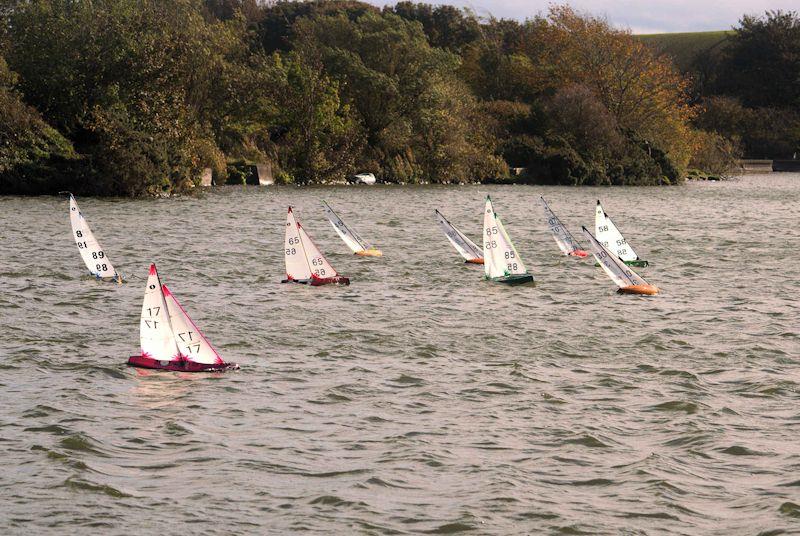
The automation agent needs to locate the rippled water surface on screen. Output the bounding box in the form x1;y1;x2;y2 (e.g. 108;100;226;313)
1;174;799;534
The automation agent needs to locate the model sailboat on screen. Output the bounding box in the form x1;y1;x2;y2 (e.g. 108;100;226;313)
322;201;382;257
595;200;648;267
483;196;534;285
435;209;483;264
582;227;658;295
539;197;589;258
127;264;239;371
283;207;350;286
69;194;122;283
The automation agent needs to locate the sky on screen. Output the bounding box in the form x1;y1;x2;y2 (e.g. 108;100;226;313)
369;0;799;34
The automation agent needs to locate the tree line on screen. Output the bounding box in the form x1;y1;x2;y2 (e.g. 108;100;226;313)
1;1;794;196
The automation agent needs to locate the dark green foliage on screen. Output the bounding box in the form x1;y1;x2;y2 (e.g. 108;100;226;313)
385;2;481;52
291;10;503;183
0;57;78;194
696;96;800;159
266;51;362;184
716;11;800;109
257;0;377;53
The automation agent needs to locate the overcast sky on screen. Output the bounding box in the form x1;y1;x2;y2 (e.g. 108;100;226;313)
370;1;798;34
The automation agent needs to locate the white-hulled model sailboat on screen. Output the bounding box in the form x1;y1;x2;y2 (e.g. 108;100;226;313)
322;201;382;257
595;200;648;267
69;194;122;283
483;196;534;285
539;196;589;258
283;207;350;286
581;227;658;295
434;209;483;264
127;264;239;371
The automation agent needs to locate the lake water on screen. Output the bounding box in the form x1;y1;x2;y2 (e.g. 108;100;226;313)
1;174;799;534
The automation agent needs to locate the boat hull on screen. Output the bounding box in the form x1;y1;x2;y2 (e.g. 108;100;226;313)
355;249;382;257
93;274;123;283
465;258;484;265
569;250;590;258
490;274;535;286
311;275;350;286
618;284;659;296
595;259;649;268
127;355;239;372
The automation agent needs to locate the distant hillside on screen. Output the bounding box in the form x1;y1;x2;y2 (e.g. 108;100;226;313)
636;31;733;71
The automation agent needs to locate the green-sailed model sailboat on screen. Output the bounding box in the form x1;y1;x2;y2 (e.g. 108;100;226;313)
482;195;534;286
595;200;648;267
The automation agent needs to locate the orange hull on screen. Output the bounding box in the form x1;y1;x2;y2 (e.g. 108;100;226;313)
465;258;484;265
355;249;382;257
618;284;659;296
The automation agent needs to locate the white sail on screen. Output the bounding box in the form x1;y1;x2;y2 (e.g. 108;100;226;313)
140;264;180;361
322;201;369;253
284;207;312;281
582;227;648;289
435;209;482;262
595;201;639;262
483;197;527;279
298;224;339;279
163;285;223;365
540;197;583;255
69;194;119;280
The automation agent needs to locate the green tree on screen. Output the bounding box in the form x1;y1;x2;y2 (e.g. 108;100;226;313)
386;2;481;52
717;10;800;108
267;52;362;183
6;0;254;195
291;11;503;182
0;56;77;194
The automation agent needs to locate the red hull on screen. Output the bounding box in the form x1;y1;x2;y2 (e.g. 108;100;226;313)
282;276;350;286
569;250;590;258
127;355;239;372
310;275;350;286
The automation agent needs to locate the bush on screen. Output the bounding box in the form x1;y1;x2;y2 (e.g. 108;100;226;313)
689;129;741;177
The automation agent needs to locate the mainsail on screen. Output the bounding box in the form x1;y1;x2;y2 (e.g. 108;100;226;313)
322;201;370;254
435;209;483;263
483;196;528;279
582;227;649;289
284;207;313;281
540;196;586;256
140;264;180;362
69;194;120;281
595;200;639;262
